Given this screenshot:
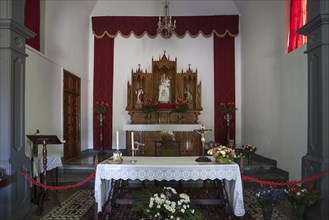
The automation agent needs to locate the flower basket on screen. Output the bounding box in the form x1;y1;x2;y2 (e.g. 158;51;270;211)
215;157;230;164
207;145;240;164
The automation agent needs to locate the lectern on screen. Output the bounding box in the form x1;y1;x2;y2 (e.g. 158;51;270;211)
26;135;62;214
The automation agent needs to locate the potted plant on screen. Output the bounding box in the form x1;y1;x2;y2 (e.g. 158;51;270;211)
254;186;286;220
242;144;257;165
285;184;321;220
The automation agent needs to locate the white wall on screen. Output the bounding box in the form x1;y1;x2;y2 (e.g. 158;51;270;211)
25;1;96;155
235;0;307;180
25;47;63;156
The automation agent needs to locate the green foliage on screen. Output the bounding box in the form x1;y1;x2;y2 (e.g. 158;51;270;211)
132;187;205;220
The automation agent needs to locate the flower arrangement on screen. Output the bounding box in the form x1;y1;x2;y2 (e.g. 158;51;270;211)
173;98;189;113
255;186;287;206
219;102;237;114
285;184;321;206
242;144;257;153
132;187;205;220
94;101;109;114
207;145;239;163
142;98;158;113
242;144;257;165
254;186;286;220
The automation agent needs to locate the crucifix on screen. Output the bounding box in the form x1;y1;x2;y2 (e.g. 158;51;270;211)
194;125;212;162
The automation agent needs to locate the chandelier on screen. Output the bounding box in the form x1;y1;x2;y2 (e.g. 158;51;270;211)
157;0;176;38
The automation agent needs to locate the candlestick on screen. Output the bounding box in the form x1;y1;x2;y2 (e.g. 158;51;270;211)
131;132;134;149
116;130;119;150
130;132;137;164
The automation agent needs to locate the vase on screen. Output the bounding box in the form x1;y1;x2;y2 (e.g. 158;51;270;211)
261;204;274;220
247;154;253;165
292;203;305;220
216;157;230;164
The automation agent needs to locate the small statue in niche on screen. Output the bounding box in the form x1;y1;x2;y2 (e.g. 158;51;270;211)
184;84;193;107
135;88;144;106
158;73;171;103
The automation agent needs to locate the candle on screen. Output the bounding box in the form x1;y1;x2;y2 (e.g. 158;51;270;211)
116;130;119;150
131;131;134;151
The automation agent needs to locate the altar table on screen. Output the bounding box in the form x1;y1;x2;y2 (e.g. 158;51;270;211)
94;156;245;216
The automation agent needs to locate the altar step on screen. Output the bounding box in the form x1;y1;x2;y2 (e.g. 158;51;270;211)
241;153;289;188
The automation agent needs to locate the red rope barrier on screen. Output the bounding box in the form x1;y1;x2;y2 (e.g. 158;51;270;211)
21;172;96;190
22;169;329;189
242;169;329;186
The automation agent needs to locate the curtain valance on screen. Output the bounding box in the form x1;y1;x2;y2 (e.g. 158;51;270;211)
92;15;239;39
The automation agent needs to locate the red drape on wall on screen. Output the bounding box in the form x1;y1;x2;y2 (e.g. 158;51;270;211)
92;15;238;149
24;0;40;51
93;37;114;151
214;36;236;144
288;0;307;53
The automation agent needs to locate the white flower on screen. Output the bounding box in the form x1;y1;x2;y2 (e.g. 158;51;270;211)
181;208;185;213
191;209;195;214
297;192;301;196
170;216;174;219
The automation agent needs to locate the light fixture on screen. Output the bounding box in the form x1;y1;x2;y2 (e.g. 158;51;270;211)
157;0;176;38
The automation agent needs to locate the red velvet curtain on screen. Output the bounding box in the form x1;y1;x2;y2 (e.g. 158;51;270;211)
24;0;40;51
93;37;114;151
288;0;307;53
214;36;236;144
92;15;238;149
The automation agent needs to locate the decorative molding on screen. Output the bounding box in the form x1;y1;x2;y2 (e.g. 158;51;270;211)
0;18;35;39
298;14;329;36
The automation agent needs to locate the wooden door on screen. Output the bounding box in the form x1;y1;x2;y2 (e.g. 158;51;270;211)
63;70;81;161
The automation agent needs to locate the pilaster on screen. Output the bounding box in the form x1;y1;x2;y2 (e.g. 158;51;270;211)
0;0;35;219
298;1;329;219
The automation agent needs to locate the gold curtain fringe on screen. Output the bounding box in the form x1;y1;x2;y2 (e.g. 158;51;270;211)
93;29;239;39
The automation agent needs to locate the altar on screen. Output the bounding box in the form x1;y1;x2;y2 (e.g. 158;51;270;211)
124;124;202;156
125;54;203;156
94;156;245;217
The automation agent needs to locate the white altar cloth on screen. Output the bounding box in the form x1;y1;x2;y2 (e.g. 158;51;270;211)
123;124;203;132
94;156;245;216
33;154;63;177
